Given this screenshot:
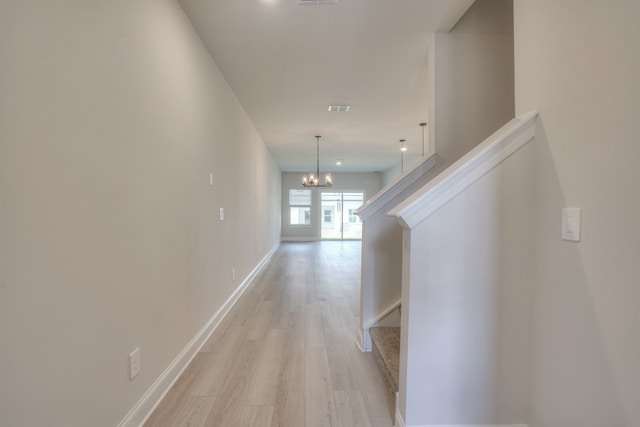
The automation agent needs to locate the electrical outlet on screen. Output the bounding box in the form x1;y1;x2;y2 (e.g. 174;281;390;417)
232;268;236;281
219;208;224;221
129;348;141;380
209;172;214;186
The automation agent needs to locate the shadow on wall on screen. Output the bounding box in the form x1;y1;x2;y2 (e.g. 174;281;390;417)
527;122;625;426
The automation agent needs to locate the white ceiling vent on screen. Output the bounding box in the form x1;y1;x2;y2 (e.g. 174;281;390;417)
328;105;350;112
298;0;339;5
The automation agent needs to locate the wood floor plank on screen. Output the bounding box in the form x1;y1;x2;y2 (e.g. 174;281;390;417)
369;416;395;427
238;406;274;427
144;396;215;427
288;279;306;313
331;295;360;337
326;340;361;392
175;397;216;427
270;361;304;427
179;352;220;397
144;354;216;426
192;325;250;396
144;242;395;427
246;300;276;341
346;345;394;421
269;299;292;330
247;329;287;405
320;302;343;347
334;391;370;427
305;347;339;427
305;309;325;348
203;340;262;426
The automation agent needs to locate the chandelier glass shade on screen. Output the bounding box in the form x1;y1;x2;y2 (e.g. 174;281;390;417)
302;135;332;187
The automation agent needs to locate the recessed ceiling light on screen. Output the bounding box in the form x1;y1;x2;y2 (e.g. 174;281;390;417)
336;159;343;166
328;105;350;112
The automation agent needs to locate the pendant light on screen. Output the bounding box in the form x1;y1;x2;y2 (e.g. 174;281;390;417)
302;136;332;187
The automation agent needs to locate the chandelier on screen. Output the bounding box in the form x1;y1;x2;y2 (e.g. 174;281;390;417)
302;135;332;187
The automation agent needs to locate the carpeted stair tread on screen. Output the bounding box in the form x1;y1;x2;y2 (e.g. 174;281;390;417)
369;326;400;392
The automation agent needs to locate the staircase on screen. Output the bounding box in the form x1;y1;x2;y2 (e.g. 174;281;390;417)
369;326;400;392
385;111;539;425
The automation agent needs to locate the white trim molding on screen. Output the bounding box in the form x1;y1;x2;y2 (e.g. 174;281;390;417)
356;152;437;221
356;329;366;352
401;425;527;427
117;242;280;427
388;110;538;229
359;298;402;351
395;394;529;427
365;298;402;330
280;236;318;242
395;392;406;427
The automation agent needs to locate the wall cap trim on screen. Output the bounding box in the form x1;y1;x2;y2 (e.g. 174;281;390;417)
356;152;437;221
388;111;538;229
117;243;280;427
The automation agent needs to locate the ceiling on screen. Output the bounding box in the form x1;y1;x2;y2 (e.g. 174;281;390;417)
178;0;475;173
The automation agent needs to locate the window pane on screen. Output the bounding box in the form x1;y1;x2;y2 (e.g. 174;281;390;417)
323;209;333;223
290;207;311;225
348;208;358;223
289;189;311;206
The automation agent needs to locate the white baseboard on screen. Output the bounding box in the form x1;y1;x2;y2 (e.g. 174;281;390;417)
117;242;280;427
404;425;527;427
280;236;318;242
398;422;526;427
356;327;372;352
395;392;405;427
393;386;527;427
394;397;526;427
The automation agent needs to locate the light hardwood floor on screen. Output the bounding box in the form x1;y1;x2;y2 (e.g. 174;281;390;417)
144;241;395;427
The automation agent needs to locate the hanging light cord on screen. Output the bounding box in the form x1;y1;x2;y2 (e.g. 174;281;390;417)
420;122;427;157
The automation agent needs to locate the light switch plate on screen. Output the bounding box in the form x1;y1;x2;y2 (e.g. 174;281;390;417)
219;207;224;221
129;348;141;380
561;208;581;242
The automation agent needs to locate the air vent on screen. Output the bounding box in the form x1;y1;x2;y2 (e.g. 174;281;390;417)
298;0;339;5
328;105;350;112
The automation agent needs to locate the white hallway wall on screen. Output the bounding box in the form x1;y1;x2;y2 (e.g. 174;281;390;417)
515;1;640;426
0;1;281;426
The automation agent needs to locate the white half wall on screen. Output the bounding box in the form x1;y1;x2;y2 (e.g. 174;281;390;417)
0;1;281;425
399;139;535;426
360;0;515;354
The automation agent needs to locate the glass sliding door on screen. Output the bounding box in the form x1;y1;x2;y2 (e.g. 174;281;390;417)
320;191;364;240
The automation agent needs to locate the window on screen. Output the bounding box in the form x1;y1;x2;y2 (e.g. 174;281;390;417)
289;189;311;206
290;207;310;225
323;208;333;224
289;189;311;225
348;208;358;223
